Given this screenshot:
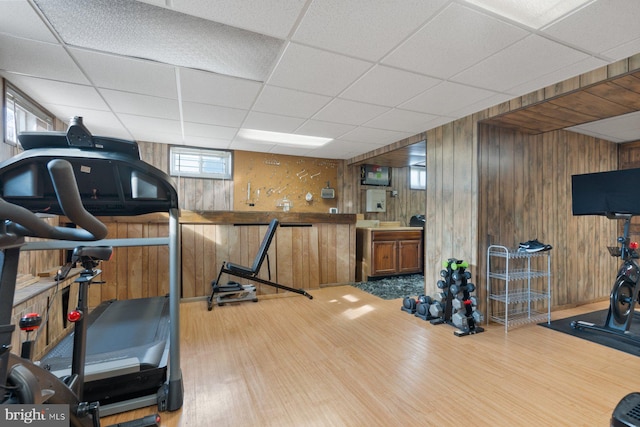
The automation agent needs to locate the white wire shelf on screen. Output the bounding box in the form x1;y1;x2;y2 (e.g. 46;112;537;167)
487;247;551;259
488;268;549;281
490;309;549;328
489;289;549;304
486;244;552;332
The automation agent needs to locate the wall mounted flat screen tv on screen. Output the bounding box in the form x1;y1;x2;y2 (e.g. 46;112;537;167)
360;165;391;186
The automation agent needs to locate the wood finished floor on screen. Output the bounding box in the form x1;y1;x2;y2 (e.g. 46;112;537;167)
102;287;631;427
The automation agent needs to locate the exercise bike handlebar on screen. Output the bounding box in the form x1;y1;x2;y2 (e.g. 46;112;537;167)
0;159;108;244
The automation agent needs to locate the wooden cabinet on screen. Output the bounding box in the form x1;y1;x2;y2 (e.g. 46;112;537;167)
357;228;423;281
398;239;422;273
371;240;397;275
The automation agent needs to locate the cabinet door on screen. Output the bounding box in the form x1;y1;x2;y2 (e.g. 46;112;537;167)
398;239;422;273
371;241;397;276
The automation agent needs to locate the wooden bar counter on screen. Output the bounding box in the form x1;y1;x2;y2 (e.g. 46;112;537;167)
94;211;356;301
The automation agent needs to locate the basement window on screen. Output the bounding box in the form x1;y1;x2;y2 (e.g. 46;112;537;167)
410;165;426;190
170;146;232;179
4;81;54;145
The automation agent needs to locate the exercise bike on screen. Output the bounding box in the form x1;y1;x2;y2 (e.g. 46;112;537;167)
0;159;158;426
571;213;640;341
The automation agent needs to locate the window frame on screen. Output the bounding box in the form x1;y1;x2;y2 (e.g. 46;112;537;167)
3;80;54;146
409;165;426;190
169;145;233;180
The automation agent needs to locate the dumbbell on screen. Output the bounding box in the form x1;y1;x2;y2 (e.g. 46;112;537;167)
429;301;443;318
401;297;417;314
415;295;433;320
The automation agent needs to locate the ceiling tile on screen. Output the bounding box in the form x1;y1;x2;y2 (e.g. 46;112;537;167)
340;66;441;107
179;68;262;109
34;0;283;82
183;122;237;140
451;34;589;92
507;56;608;95
228;138;277;153
294;120;356;139
100;89;180;120
364;109;438;133
308;140;378;159
423;115;461;130
568;110;640;143
267;43;373;96
446;93;513;118
0;1;58;43
0;34;89;83
400;81;498;115
70;48;178;98
340;127;413;144
163;0;306;39
2;74;108;111
313;99;389;126
384;2;529;79
253;86;332;118
603;37;640;62
182;102;247;127
543;0;640;54
241;112;306;133
181;135;232;150
292;0;449;61
118;114;182;144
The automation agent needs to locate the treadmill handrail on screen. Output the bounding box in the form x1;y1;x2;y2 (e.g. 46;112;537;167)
0;159;107;246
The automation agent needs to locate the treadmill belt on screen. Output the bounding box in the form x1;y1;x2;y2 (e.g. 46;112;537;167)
41;296;170;373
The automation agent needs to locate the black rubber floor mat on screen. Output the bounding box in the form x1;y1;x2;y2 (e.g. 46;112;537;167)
540;309;640;357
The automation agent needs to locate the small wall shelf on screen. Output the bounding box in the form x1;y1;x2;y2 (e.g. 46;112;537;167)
486;245;551;332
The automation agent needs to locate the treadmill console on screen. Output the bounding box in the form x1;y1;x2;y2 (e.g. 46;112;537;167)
0;117;178;216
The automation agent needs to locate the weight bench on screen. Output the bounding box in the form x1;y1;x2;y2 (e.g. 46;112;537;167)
207;218;313;310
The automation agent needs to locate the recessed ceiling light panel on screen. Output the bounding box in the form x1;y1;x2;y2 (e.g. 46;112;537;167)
238;129;333;147
464;0;593;29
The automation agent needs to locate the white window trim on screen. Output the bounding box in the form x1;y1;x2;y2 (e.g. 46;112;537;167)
4;81;54;146
170;146;233;180
410;165;426;190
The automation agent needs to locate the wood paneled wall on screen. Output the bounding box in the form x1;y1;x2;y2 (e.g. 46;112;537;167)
90;220;170;307
476;125;618;309
341;165;427;224
138;139;425;220
84;216;354;302
18;217;63;278
423;116;478;296
179;221;354;298
617;140;640;240
619;140;640;169
396;55;640;313
137;141;233;211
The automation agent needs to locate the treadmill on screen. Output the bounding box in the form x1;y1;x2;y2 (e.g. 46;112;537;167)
0;117;183;415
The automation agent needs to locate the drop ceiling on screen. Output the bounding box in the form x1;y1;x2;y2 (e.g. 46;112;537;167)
2;0;640;163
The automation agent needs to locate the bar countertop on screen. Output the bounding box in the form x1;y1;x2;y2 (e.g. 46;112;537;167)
180;210;356;225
